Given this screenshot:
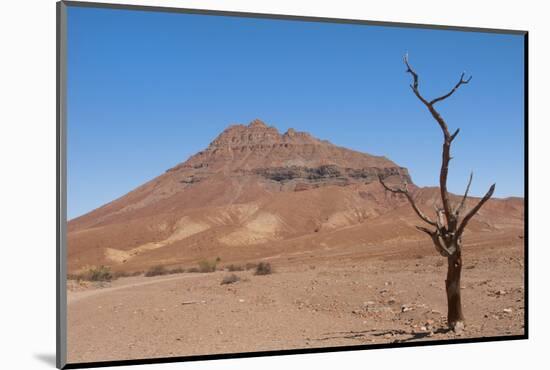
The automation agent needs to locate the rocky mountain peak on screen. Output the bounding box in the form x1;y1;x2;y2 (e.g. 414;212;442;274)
284;128;296;137
206;119;281;149
205;119;325;151
168;119;411;188
248;119;268;128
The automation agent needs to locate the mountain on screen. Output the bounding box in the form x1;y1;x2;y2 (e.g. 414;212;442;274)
67;119;523;274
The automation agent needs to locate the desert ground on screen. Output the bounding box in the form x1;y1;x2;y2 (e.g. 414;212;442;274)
67;230;524;364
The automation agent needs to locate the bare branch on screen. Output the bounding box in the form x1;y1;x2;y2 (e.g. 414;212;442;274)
456;184;496;237
404;54;431;106
450;128;460;141
378;175;405;194
403;56;453;139
416;226;452;257
427;105;452;139
403;55;457;224
404;53;419;90
403;56;470;142
379;175;438;227
416;226;433;236
433;204;446;229
401;54;493;257
430;72;472;105
455;172;473;218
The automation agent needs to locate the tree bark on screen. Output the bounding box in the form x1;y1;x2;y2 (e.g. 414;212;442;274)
446;250;465;331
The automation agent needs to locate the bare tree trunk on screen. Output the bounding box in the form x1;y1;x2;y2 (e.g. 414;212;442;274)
446;250;465;331
378;55;496;332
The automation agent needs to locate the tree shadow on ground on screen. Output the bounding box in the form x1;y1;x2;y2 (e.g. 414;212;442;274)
315;327;452;343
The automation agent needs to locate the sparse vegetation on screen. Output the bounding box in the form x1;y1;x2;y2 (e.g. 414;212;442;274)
144;265;187;277
89;265;113;281
254;262;272;275
186;267;200;273
68;267;146;281
168;267;186;274
66;274;80;281
145;265;169;277
113;271;129;279
68;265;114;282
113;271;132;279
245;262;258;270
198;259;218;273
221;274;240;285
225;264;244;272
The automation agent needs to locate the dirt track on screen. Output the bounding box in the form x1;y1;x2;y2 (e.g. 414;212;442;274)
67;238;525;364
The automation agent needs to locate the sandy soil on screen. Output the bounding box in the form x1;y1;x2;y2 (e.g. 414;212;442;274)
67;237;525;364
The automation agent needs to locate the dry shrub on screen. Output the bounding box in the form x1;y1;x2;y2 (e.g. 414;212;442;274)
67;273;81;281
168;267;185;274
254;262;272;276
198;259;218;273
221;273;240;285
145;265;186;277
67;266;113;282
145;265;168;277
87;266;113;281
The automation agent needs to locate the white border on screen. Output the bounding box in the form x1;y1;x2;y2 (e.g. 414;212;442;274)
1;1;546;369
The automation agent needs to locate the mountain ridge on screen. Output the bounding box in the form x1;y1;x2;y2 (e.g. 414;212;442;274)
67;119;523;274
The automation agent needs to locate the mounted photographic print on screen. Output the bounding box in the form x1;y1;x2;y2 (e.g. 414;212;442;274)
56;1;527;368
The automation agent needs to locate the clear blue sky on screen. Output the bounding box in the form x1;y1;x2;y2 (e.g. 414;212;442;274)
67;6;525;220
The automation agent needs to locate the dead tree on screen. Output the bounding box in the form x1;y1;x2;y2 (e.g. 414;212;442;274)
379;54;495;332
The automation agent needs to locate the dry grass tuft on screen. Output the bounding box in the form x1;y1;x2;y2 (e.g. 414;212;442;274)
254;262;273;276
